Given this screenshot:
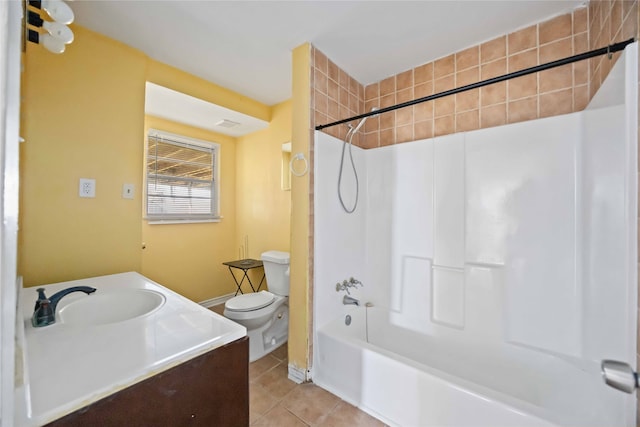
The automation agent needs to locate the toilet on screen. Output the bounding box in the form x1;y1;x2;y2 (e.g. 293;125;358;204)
224;250;290;362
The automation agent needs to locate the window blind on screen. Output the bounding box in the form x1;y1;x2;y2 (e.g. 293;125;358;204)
146;131;219;220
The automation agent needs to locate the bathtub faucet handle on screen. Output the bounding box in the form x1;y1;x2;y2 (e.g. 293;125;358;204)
335;277;363;295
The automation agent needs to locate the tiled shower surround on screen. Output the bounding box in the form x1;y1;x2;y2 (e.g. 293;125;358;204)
311;2;637;147
309;0;639;421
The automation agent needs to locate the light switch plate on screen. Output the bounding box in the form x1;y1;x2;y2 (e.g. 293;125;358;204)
122;183;134;199
79;178;96;198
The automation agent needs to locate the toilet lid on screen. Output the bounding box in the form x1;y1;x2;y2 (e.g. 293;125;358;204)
225;291;275;312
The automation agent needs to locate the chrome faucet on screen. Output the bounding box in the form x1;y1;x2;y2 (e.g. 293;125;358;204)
32;286;96;327
343;295;360;306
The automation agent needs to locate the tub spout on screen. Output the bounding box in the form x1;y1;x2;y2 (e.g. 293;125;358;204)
32;286;97;327
343;295;360;306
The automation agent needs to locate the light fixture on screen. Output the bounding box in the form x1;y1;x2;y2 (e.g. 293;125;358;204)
25;0;75;54
28;0;74;25
28;10;73;44
28;29;66;54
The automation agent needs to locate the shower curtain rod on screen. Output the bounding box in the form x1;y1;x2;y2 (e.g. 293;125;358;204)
315;37;636;131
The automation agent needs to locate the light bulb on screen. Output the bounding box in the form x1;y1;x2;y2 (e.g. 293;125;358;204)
42;21;73;44
27;28;66;54
41;34;66;54
43;0;74;24
29;0;74;25
27;10;73;44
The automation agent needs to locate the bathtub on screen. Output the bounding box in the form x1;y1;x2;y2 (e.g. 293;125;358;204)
313;306;628;427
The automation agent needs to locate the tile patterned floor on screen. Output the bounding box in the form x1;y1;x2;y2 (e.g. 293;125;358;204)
249;346;386;426
210;304;386;426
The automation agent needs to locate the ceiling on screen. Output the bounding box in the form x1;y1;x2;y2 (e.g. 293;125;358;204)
73;1;584;107
145;82;269;136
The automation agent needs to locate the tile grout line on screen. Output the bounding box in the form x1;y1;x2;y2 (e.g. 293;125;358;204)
310;398;342;427
282;406;311;426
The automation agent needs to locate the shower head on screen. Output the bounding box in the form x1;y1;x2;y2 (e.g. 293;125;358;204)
349;107;380;136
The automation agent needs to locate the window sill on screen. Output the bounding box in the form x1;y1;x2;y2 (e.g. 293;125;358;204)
146;217;222;225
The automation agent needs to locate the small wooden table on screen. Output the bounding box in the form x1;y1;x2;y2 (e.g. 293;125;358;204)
223;259;266;295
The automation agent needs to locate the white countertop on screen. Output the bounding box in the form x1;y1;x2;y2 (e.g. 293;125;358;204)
14;272;246;426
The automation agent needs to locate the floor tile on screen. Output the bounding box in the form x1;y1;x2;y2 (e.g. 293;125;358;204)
316;400;386;427
249;354;280;382
271;343;288;362
209;303;225;315
255;363;298;400
282;383;340;425
252;404;308;426
248;338;385;426
250;382;279;417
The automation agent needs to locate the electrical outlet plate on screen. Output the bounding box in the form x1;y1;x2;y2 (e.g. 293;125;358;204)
122;183;134;199
79;178;96;198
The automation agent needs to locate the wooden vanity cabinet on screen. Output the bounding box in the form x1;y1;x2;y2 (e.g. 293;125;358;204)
46;336;249;427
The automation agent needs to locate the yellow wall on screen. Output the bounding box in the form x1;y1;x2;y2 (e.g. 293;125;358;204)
289;44;311;371
20;21;299;368
141;116;239;302
235;100;292;261
20;26;146;286
19;25;280;305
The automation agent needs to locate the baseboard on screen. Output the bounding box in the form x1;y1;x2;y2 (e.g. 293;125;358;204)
288;363;311;384
199;293;235;309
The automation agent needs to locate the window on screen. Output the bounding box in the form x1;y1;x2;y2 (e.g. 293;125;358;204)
146;129;220;222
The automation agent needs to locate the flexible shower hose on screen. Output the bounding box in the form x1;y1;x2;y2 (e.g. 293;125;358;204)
338;127;359;213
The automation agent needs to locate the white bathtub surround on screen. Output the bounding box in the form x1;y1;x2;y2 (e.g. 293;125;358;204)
14;272;246;426
313;45;637;426
318;307;561;426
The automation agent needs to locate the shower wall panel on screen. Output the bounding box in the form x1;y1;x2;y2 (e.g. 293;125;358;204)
313;134;367;331
466;112;582;357
316;115;631;353
581;104;630;361
363;146;394;308
434;134;465;269
391;255;433;334
385;140;434;324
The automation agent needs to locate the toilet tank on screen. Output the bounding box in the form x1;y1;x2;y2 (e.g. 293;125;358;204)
261;251;290;296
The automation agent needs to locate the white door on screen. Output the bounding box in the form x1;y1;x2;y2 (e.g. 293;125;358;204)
0;2;22;426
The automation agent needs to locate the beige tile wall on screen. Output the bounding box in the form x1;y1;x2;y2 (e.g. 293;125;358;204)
311;48;365;144
361;7;592;148
312;2;637;150
589;0;638;97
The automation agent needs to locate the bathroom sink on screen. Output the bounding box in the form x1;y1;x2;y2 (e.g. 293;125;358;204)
57;289;166;326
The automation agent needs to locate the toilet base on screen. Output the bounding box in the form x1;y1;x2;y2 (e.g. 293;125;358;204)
246;303;289;362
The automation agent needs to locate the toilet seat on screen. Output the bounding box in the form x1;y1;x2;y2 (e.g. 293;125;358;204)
225;290;275;312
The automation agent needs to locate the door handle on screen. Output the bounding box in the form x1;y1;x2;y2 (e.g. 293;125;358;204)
601;360;638;394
